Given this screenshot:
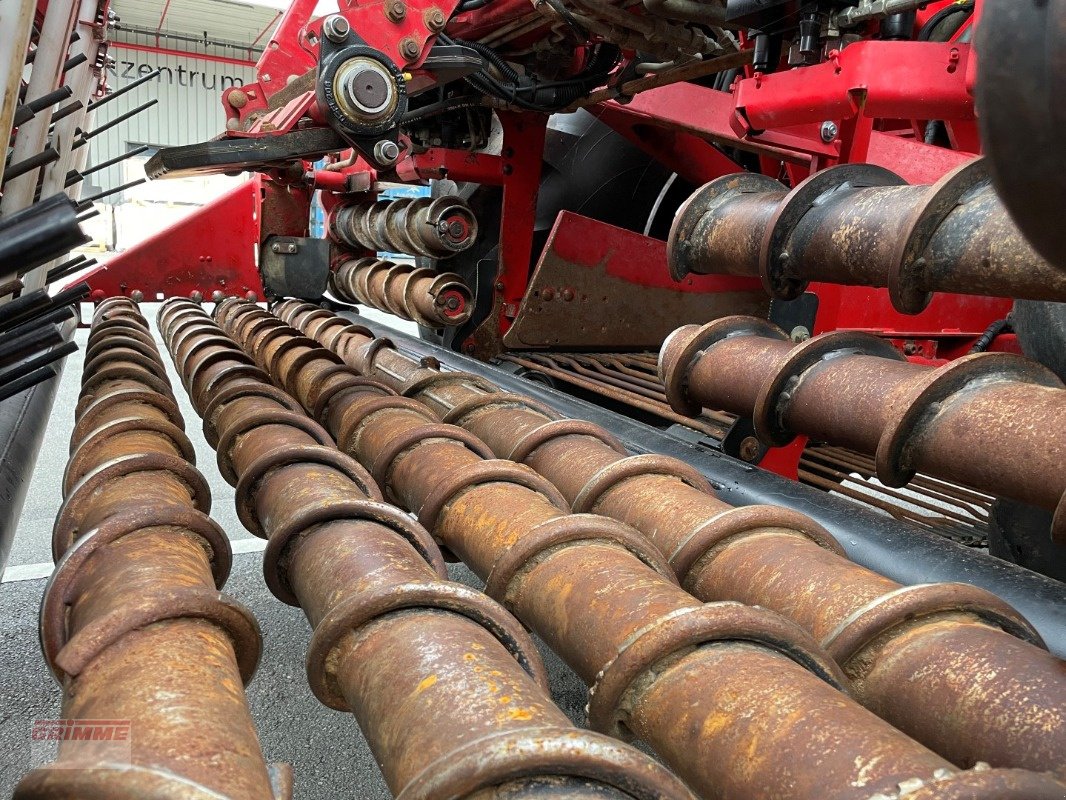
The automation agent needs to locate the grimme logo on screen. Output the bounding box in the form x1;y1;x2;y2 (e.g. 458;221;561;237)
31;719;131;741
29;719;133;769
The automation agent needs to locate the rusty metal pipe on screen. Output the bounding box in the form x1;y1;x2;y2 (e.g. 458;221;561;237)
330;257;473;327
330;195;478;258
276;299;1066;780
668;159;1066;312
157;298;689;800
659;316;1066;542
14;297;282;800
244;300;1066;798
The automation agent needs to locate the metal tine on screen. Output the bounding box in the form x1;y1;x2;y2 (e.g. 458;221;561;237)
76;177;146;210
72;144;151;181
0;364;59;403
4;147;60;181
1;305;76;342
87;68;162;110
47;99;84;127
0;323;63;370
12;86;73;127
73;99;158;148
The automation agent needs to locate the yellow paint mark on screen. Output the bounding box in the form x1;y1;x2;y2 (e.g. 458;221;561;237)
415;675;438;693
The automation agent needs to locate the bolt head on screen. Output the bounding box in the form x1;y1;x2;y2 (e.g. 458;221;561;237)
739;436;761;462
790;325;811;343
212;290;225;303
129;289;144;303
820;120;839;142
323;15;351;43
245;291;258;302
189;290;203;303
386;0;407;21
373;140;400;164
400;37;420;61
541;287;555;301
561;288;575;302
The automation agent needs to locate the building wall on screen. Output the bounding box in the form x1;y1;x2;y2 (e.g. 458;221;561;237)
84;32;257;204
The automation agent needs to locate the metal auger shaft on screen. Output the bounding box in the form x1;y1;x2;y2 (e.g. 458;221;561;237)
330;257;473;327
15;297;281;800
277;300;1066;780
668;159;1066;312
158;297;693;800
227;299;1066;800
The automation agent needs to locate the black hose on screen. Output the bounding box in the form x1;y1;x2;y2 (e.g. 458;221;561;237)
917;0;974;42
969;318;1013;354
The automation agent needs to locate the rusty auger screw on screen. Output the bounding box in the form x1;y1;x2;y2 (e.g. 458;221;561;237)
667;159;1066;311
157;297;694;800
659;316;1066;544
330;257;473;328
237;299;1066;800
14;297;285;800
275;299;1066;782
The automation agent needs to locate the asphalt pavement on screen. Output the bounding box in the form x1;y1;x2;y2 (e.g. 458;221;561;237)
0;304;591;798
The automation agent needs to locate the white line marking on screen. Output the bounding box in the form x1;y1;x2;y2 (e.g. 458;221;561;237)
2;539;267;583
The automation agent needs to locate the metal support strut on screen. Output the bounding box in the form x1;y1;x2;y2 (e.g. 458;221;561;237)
277;300;1066;780
264;299;1066;795
667;159;1066;312
157;298;693;800
15;298;284;800
330;257;473;327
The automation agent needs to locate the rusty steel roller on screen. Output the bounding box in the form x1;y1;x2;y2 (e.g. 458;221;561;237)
330;195;478;259
667;159;1066;313
14;297;284;800
157;298;693;800
659;316;1066;544
330;257;473;327
257;299;1066;800
277;300;1066;781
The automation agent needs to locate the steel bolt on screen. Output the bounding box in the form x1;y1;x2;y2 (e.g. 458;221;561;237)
386;0;407;21
323;15;351;43
790;325;811;342
561;288;575;302
903;341;920;356
495;281;505;291
423;7;446;31
212;290;225;303
189;290;203;303
399;37;420;61
541;287;555;301
373;140;401;164
129;289;144;303
820;120;839;142
245;291;258;302
739;436;762;463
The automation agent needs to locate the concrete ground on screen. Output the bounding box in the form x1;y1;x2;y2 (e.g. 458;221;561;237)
0;304;591;798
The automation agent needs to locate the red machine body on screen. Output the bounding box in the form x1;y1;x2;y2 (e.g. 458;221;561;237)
81;0;1010;368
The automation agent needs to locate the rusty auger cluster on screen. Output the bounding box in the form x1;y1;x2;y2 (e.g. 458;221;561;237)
16;297;282;800
330;257;473;327
246;298;1066;800
667;159;1066;312
658;316;1066;544
156;297;693;800
275;300;1066;784
330;195;479;258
